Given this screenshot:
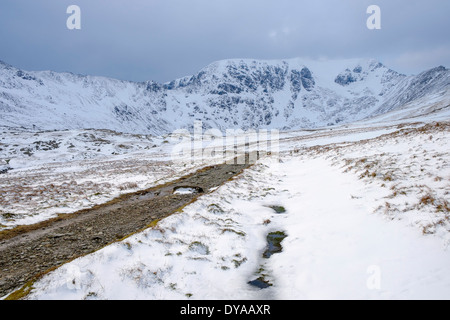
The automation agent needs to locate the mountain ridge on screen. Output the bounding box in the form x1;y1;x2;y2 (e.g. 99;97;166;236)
0;58;448;135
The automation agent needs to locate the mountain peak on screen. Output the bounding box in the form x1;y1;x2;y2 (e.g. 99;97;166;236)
0;57;448;134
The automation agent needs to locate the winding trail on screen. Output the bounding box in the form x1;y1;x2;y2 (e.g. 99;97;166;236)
0;162;250;298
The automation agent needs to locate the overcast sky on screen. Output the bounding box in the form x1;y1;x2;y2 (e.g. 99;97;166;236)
1;0;449;83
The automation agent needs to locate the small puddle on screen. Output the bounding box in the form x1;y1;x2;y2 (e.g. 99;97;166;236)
263;231;287;259
248;230;287;290
248;277;272;289
173;186;204;195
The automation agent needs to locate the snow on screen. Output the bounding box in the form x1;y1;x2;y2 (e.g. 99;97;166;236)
1;56;449;299
269;157;449;300
0;127;224;229
20;120;450;300
173;187;201;195
1;57;447;134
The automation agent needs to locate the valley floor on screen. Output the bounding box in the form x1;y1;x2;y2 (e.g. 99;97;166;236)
1;120;449;300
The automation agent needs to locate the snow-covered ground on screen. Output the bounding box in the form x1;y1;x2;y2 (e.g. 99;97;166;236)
0;128;228;229
9;119;448;300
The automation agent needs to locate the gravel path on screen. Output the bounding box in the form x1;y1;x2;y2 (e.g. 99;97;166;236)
0;162;250;298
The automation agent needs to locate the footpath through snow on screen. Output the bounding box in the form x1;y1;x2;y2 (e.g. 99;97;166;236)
269;157;449;299
22;142;450;299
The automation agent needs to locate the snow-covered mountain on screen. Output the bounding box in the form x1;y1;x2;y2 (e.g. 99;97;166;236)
0;58;448;134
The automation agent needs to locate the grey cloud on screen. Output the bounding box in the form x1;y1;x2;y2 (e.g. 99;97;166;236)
0;0;449;82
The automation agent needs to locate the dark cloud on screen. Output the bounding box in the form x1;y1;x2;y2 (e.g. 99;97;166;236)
0;0;449;82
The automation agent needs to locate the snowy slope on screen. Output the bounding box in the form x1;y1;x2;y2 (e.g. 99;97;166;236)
21;122;450;300
0;58;448;134
359;88;450;125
